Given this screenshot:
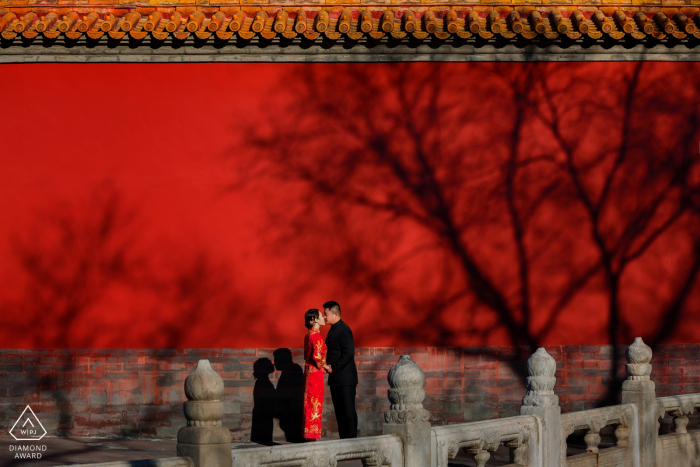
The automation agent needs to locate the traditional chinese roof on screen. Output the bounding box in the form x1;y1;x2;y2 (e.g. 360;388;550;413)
1;3;699;58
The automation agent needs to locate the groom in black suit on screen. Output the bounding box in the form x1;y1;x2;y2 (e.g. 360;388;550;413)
322;300;358;439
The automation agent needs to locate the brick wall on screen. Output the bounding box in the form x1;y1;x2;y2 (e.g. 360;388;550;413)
0;345;698;441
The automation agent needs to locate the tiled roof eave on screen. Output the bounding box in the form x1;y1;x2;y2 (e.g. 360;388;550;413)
1;5;699;50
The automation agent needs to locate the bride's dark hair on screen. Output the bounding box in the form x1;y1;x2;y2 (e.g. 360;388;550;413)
305;308;320;329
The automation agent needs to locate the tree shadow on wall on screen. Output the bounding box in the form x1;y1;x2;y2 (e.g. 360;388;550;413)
230;62;700;405
0;184;255;437
1;366;104;467
0;184;248;349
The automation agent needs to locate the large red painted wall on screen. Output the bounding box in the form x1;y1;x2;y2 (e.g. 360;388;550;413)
1;62;699;349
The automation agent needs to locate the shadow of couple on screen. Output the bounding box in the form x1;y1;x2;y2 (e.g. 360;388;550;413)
251;348;307;445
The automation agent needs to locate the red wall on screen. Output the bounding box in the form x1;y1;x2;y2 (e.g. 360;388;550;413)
1;62;700;349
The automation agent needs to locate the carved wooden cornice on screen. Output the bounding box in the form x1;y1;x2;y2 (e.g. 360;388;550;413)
1;5;699;48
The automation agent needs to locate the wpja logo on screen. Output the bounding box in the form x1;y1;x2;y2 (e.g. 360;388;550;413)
10;405;47;441
7;405;49;459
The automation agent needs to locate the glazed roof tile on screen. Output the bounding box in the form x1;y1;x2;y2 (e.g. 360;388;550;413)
1;5;699;49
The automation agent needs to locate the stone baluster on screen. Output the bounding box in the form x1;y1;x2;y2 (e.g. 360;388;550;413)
671;399;694;434
520;347;561;467
614;410;631;448
505;436;527;465
584;414;607;454
621;337;656;467
614;425;631;447
466;445;491;467
176;359;231;467
671;410;689;434
382;355;431;467
584;430;601;453
465;434;500;467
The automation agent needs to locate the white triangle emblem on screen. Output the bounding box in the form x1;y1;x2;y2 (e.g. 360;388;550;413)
9;406;47;441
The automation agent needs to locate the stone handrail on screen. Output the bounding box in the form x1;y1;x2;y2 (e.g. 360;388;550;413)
55;458;194;467
561;403;639;463
230;434;404;467
430;415;542;467
61;338;685;467
656;394;700;416
656;393;700;434
34;338;700;467
561;404;637;438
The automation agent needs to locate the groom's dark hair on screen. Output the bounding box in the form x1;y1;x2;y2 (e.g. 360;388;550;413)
323;301;341;317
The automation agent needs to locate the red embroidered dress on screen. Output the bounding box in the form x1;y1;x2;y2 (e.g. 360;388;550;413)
303;327;327;439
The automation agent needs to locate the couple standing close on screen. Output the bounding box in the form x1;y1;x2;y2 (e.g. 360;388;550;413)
302;301;358;441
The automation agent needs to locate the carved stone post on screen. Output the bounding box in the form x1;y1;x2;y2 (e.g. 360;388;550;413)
621;337;657;467
520;348;562;467
382;355;431;467
177;360;231;467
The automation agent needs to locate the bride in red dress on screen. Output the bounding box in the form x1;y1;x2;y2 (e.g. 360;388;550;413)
303;308;327;440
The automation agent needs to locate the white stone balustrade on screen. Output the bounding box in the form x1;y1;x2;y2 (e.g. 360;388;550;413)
230;435;404;467
51;340;700;467
561;404;638;452
56;459;194;467
655;393;700;467
656;394;700;434
430;415;542;467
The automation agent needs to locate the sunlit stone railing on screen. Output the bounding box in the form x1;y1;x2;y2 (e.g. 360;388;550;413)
57;459;194;467
230;435;404;467
561;404;639;467
431;415;542;467
655;393;700;467
50;338;700;467
656;394;700;434
561;404;638;453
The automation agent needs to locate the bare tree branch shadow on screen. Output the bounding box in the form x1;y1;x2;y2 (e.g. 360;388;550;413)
227;62;700;403
0;183;257;437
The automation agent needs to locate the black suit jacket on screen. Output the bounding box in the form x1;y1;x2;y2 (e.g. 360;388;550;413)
325;319;358;387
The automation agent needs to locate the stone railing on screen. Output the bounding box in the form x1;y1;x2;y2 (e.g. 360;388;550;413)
54;338;700;467
431;415;542;467
561;404;639;467
657;394;700;434
561;404;637;452
231;435;404;466
59;459;194;467
655;393;700;467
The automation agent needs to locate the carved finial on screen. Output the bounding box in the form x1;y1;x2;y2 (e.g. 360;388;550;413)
626;337;652;380
388;354;424;390
384;355;430;424
185;359;224;401
183;359;224;427
522;348;559;407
